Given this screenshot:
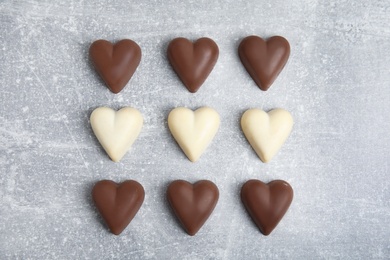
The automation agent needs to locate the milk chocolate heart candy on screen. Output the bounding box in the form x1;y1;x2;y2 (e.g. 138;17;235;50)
167;180;219;236
92;180;145;235
167;37;219;93
89;39;141;94
241;108;293;163
168;107;220;162
90;107;143;162
239;36;290;91
241;180;293;236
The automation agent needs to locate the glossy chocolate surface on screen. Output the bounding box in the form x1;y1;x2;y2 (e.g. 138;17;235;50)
89;39;141;94
167;180;219;235
239;36;290;91
92;180;144;235
168;37;219;93
241;179;293;235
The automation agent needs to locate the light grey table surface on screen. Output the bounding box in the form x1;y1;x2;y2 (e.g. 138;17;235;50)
1;0;389;259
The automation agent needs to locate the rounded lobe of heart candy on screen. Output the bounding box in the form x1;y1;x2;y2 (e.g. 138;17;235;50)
241;179;293;236
241;108;293;163
92;180;145;235
89;39;141;94
90;107;143;162
238;35;290;91
167;180;219;236
167;37;219;93
167;107;220;162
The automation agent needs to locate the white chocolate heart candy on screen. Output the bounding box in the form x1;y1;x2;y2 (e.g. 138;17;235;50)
168;107;220;162
241;108;293;163
90;107;143;162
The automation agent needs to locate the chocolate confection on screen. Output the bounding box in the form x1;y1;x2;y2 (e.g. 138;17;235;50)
89;39;141;94
238;36;290;91
241;108;293;163
167;107;220;162
241;179;293;235
167;180;219;235
92;180;144;235
167;37;219;93
90;107;143;162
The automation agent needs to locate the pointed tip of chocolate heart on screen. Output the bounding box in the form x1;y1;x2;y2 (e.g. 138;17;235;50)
238;35;290;91
167;37;219;93
241;179;293;236
167;180;219;236
89;39;141;94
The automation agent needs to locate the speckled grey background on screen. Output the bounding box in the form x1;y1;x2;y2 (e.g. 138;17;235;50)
0;0;389;259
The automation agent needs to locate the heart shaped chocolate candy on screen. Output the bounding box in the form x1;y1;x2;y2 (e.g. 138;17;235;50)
89;39;141;94
92;180;145;235
241;108;293;163
241;179;293;235
167;180;219;236
168;37;219;93
90;107;143;162
239;36;290;91
168;107;220;162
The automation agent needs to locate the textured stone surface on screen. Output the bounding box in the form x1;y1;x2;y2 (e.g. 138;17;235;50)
1;0;390;259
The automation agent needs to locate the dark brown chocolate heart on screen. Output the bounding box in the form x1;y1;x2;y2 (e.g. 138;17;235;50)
89;39;141;94
238;36;290;91
241;179;293;235
167;180;219;235
167;37;219;93
92;180;144;235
